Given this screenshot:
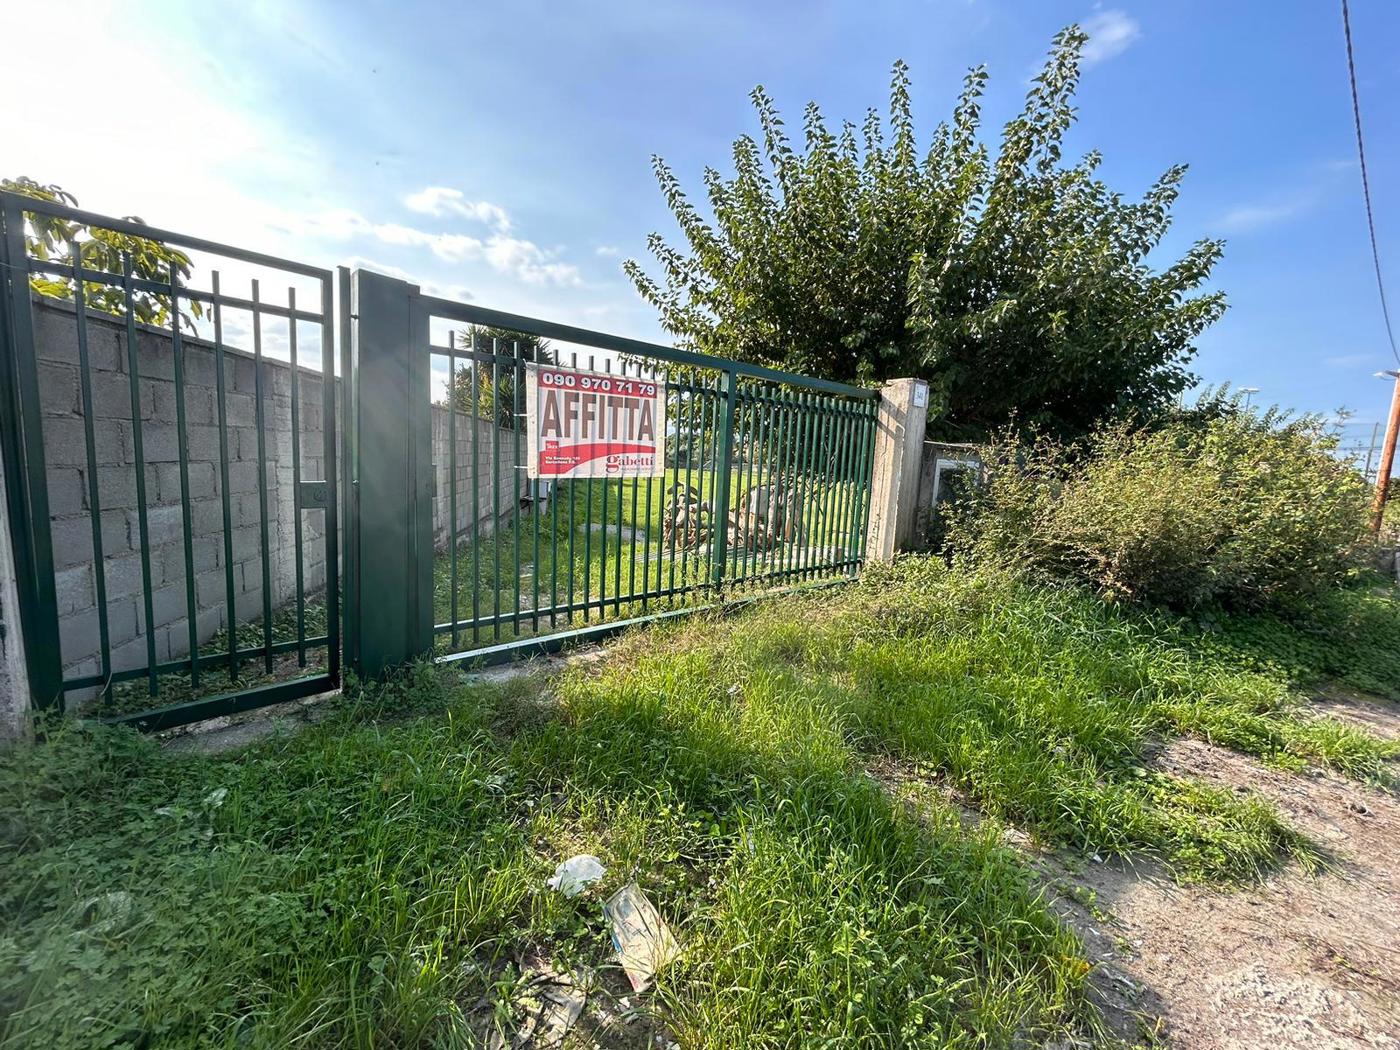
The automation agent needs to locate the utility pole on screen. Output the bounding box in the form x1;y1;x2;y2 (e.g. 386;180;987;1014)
1371;370;1400;532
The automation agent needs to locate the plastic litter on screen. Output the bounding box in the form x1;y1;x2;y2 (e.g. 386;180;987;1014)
545;854;606;897
604;882;680;992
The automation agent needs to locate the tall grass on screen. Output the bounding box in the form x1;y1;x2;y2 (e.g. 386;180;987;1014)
3;557;1396;1047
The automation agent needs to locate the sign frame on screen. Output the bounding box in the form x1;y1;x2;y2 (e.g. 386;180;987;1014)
524;361;666;479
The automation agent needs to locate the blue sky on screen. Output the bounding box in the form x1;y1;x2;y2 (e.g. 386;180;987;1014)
3;0;1397;450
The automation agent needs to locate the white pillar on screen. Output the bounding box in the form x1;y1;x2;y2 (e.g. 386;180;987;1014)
0;452;31;739
864;377;930;562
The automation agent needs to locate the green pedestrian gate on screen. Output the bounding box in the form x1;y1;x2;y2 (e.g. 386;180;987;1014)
0;194;879;731
0;192;341;730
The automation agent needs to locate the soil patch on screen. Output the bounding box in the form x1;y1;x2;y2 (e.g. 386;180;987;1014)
1037;729;1399;1048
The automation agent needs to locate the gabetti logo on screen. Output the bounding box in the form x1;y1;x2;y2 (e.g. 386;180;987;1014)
525;363;667;480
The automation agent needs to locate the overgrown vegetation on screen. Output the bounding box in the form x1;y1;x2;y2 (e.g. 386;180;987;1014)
626;29;1225;439
5;556;1395;1048
947;407;1374;613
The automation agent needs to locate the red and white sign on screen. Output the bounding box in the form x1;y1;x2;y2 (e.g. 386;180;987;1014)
525;363;666;479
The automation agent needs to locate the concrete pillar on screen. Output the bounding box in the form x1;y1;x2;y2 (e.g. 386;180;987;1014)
864;377;930;562
1;452;32;738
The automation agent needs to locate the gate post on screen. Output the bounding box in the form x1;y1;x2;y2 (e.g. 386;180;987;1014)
0;195;63;715
864;377;930;561
348;270;434;677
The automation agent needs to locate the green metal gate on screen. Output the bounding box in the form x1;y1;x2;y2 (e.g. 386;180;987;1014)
343;273;880;672
0;196;878;731
0;191;340;730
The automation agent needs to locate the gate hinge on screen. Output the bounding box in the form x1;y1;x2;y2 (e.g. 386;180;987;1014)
299;481;330;510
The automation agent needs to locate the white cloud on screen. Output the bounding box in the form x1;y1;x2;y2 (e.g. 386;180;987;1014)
595;244;620;257
300;210;581;287
1325;352;1378;369
1216;199;1311;233
1081;10;1141;66
404;186;511;231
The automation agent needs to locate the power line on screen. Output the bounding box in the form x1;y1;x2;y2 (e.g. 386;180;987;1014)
1341;0;1400;366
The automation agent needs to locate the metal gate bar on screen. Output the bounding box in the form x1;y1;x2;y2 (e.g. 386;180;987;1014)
0;191;340;729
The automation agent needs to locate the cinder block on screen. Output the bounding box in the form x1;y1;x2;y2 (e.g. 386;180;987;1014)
33;307;81;366
54;564;95;615
220;392;253;429
227;461;259;493
230;526;261;563
103;555;146;600
89;371;147;419
232;356;257;395
134;330;176;381
183;346;216;387
148;380;182;420
234;586;263;622
137;424;181;463
38;362;79;416
135;504;185;548
233;427;260;461
58;606;101;667
40;418;92;467
95;466;139;509
196;568;232;609
51;513;128;568
157;461;216;503
159;536;220;582
269;367;292;399
104;597;140;651
147;583;189;629
108;634;150;676
190;498;226;535
185;425;224;462
182;387;217;425
94;420;133;464
236;492;266;528
46;467;87;516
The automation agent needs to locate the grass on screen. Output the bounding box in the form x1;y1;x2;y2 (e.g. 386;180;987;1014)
100;597;331;716
433;470;861;649
5;557;1397;1048
98;466;860;715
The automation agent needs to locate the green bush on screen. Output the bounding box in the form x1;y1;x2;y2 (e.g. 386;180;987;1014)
947;411;1374;612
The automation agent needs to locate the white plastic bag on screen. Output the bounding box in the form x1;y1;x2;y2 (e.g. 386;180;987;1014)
545;854;607;897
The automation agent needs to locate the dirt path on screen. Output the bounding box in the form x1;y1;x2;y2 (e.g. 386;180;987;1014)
1036;696;1400;1049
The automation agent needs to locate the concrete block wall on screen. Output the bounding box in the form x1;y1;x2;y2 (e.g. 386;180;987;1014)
32;298;331;688
2;297;524;713
430;408;524;547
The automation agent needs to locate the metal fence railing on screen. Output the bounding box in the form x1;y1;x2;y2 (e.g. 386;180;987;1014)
417;293;879;662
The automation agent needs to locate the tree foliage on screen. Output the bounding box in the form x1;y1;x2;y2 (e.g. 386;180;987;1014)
440;325;553;430
625;29;1227;439
3;176;203;330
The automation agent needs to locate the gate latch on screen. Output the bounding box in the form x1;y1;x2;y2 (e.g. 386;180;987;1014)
299;481;330;511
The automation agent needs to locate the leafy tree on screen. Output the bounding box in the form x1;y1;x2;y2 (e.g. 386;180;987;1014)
440;325;553;430
625;29;1227;439
3;176;203;330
